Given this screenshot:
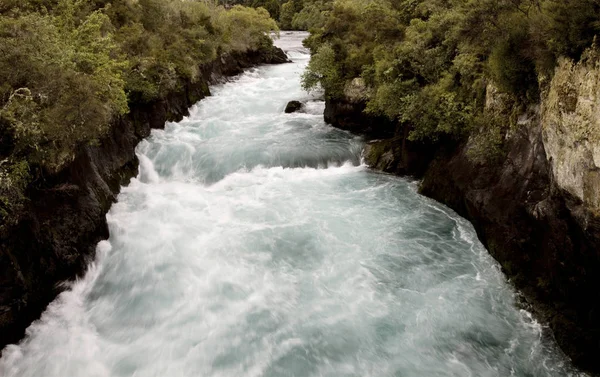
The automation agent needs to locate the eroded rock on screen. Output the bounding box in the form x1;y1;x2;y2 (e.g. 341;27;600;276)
542;48;600;213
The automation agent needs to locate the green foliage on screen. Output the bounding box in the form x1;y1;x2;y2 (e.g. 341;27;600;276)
403;79;474;142
486;13;539;100
0;0;280;224
252;0;281;19
466;114;507;165
534;0;600;62
216;0;305;30
1;89;43;158
303;0;600;141
115;0;221;102
291;0;330;30
0;159;30;226
0;7;127;170
216;5;279;52
280;0;304;29
301;43;341;96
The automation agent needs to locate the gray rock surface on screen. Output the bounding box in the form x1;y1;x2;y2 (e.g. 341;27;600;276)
542;50;600;214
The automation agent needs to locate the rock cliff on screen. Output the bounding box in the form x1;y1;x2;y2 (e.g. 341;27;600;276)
542;48;600;215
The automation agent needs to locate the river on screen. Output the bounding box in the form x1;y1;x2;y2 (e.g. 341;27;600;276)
0;32;585;377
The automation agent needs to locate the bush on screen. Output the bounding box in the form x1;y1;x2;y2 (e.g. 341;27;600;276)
303;0;600;142
0;8;127;171
0;0;281;225
301;43;341;97
487;15;538;100
216;5;279;53
0;159;30;226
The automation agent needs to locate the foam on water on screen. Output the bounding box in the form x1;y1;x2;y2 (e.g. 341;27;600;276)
0;32;587;377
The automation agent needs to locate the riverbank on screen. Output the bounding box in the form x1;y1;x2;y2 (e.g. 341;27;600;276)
325;83;600;372
0;44;289;353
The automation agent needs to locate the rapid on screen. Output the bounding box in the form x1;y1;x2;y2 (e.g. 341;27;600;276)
0;32;586;377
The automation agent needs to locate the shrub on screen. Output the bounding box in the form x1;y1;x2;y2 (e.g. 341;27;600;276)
303;0;600;142
0;0;281;226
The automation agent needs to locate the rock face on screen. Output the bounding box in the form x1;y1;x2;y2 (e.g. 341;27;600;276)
0;46;288;353
284;100;303;113
324;77;394;138
324;98;395;139
362;132;440;177
419;119;600;372
326;51;600;373
542;50;600;214
262;45;292;64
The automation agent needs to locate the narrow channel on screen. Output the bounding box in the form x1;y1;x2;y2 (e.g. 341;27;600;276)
0;32;583;377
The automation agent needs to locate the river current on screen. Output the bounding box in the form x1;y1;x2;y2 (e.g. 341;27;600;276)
0;32;585;377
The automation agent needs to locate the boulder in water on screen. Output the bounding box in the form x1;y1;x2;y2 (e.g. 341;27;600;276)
260;46;291;64
270;47;292;64
285;100;303;113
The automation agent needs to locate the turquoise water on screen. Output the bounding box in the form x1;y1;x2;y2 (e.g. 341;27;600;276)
0;32;584;377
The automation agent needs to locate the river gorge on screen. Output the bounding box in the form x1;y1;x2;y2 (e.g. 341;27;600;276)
0;32;586;377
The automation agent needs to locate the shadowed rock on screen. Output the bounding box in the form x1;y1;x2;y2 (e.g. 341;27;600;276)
285;100;303;113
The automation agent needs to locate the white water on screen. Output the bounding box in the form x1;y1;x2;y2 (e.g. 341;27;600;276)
0;32;586;377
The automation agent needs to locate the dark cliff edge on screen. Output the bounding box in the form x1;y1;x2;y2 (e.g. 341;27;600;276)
326;96;600;374
0;46;289;352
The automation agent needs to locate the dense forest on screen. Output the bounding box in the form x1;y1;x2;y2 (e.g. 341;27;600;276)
299;0;599;158
217;0;326;30
0;0;278;225
217;0;599;156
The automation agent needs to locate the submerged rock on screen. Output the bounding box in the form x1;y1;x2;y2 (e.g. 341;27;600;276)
285;100;303;113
